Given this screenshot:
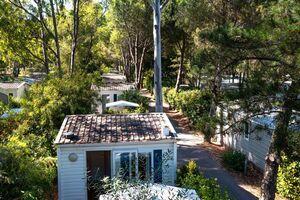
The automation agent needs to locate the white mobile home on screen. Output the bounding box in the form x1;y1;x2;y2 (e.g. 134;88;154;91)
55;113;177;200
93;82;135;114
223;113;299;170
101;72;126;83
0;82;29;104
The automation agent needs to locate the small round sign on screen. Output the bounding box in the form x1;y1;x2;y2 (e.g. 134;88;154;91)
68;153;78;162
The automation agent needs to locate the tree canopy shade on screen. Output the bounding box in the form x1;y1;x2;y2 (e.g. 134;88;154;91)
0;0;299;199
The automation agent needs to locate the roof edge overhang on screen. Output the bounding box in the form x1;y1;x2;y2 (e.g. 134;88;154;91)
54;112;178;145
55;139;176;148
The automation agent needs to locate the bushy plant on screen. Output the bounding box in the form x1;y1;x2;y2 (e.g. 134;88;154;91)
0;101;6;115
277;132;300;200
277;157;300;200
221;149;246;172
165;88;215;138
0;73;100;199
0;103;24;143
19;72;98;151
98;177;193;200
177;160;231;200
165;88;177;110
118;90;149;113
0;135;56;199
165;89;212;118
143;69;154;93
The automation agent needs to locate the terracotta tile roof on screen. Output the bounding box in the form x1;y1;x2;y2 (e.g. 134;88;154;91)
92;83;135;92
55;113;176;145
0;82;27;89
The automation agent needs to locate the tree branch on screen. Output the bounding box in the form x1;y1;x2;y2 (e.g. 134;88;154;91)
8;0;55;38
160;0;169;10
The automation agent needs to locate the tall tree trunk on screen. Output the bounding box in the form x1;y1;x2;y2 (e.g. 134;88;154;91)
153;0;163;112
137;42;147;89
219;106;224;146
50;0;62;78
260;80;298;200
128;36;139;84
134;34;139;85
207;64;222;142
121;48;130;82
175;39;186;92
70;0;80;76
37;0;49;74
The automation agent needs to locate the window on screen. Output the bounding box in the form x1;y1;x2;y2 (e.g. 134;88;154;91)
153;150;162;183
114;152;137;180
9;93;13;97
138;152;152;181
113;149;163;183
113;94;118;102
244;122;250;140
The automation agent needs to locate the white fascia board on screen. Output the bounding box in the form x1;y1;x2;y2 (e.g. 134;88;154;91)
54;117;68;144
162;113;177;136
56;139;176;149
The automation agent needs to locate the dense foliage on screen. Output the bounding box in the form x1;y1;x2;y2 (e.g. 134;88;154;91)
276;132;300;200
221;149;246;172
165;88;216;139
0;135;56;199
0;73;99;199
277;158;300;200
19;73;98;151
118;90;149;113
177;160;231;200
0;0;299;199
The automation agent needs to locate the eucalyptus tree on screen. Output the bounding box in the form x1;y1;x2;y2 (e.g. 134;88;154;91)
3;0;50;73
50;0;62;77
36;0;50;74
108;0;152;88
6;0;64;76
76;1;110;73
152;0;169;112
70;0;80;76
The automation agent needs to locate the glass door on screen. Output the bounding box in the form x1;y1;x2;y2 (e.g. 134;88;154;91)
113;151;137;180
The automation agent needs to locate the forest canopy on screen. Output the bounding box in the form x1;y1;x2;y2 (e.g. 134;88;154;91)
0;0;299;199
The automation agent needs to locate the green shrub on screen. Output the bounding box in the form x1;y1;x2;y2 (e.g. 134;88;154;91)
0;73;99;199
221;149;246;172
277;159;300;200
143;69;154;93
177;160;231;200
165;88;215;138
165;88;212;119
0;135;56;200
165;88;177;109
16;73;98;153
277;132;300;200
194;114;218;141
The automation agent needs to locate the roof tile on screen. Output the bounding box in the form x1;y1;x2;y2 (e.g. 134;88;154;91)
55;113;176;145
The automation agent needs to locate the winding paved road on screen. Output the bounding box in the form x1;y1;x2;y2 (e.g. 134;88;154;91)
144;92;258;200
170;116;258;200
